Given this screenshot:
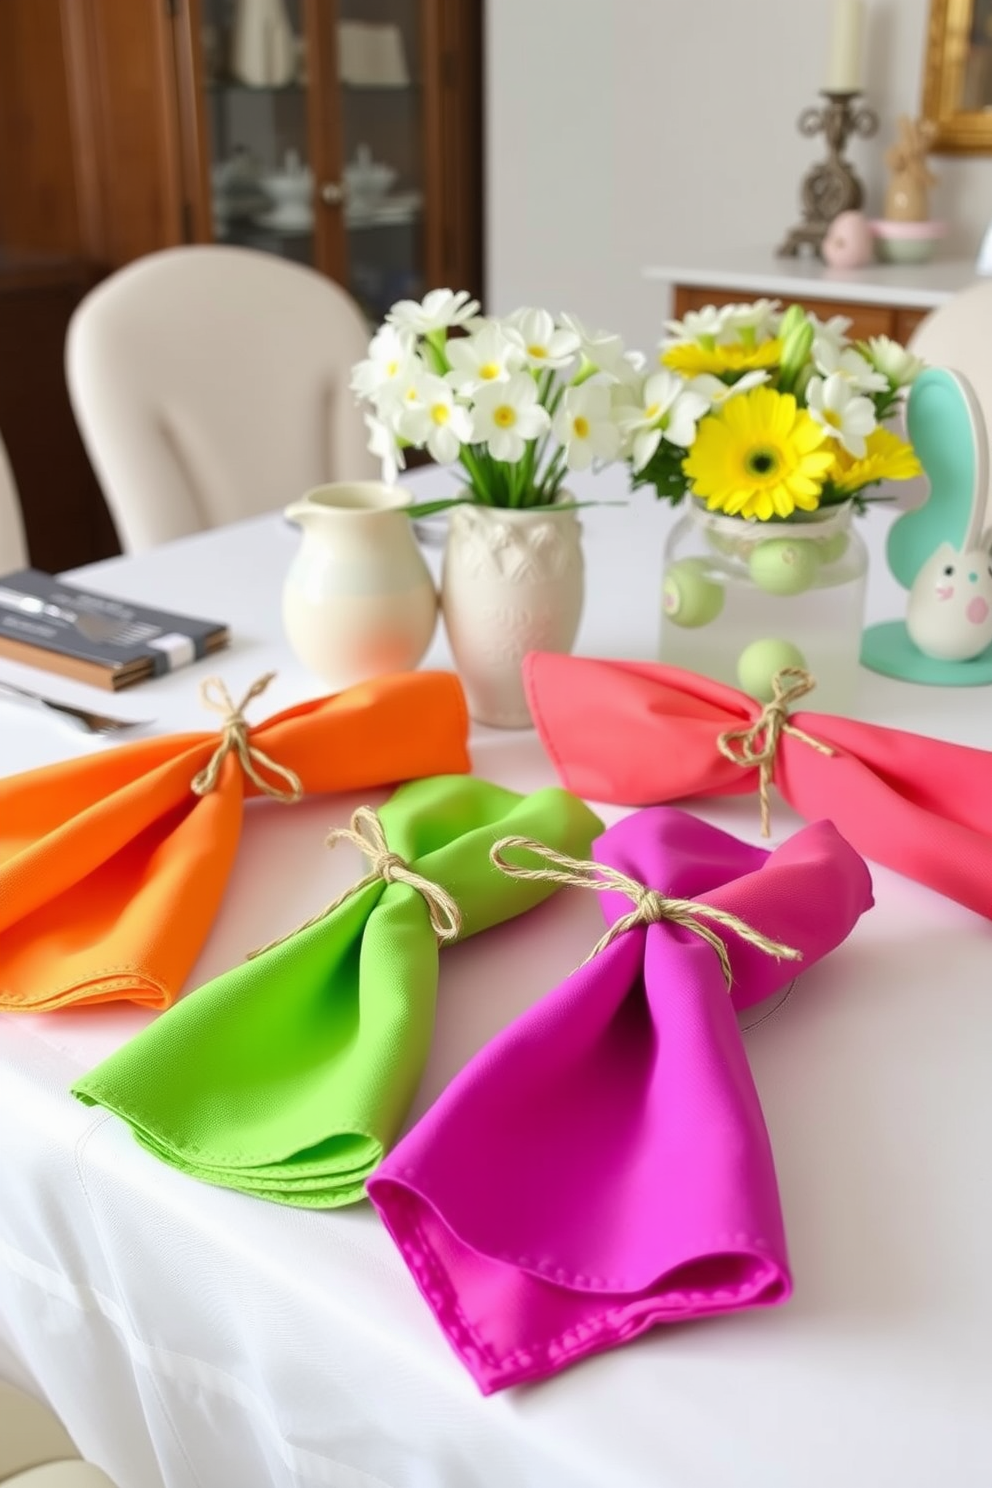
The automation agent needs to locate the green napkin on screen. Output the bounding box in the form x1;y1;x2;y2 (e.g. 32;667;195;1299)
73;776;602;1207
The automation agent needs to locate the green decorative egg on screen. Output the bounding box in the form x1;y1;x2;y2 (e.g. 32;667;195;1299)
662;558;724;628
736;637;807;701
748;537;820;596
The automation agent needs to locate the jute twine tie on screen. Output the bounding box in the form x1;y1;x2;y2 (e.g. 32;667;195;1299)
716;667;834;838
247;804;462;959
489;836;801;989
190;673;302;802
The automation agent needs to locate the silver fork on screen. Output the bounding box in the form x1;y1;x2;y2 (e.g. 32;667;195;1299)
0;680;153;735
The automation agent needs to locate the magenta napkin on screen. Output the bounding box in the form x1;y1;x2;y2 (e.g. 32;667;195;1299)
368;807;873;1393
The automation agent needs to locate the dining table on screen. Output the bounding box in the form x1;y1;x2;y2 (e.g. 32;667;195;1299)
0;461;990;1488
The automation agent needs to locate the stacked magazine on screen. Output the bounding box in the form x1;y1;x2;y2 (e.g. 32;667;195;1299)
0;569;229;690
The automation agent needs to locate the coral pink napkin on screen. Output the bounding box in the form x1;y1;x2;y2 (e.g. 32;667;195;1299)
523;653;992;918
368;807;873;1393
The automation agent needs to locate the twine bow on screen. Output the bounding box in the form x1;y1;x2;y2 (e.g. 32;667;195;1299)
716;667;834;838
489;836;801;989
190;673;303;802
247;804;462;959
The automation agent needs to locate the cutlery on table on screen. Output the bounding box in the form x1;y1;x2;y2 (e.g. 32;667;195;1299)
0;587;160;647
0;680;153;735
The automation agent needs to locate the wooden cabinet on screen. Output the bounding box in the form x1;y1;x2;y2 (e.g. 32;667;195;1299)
0;0;483;570
0;255;119;574
59;0;483;319
671;284;933;347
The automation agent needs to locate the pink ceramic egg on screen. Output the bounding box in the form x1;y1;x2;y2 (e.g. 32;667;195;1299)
821;210;875;269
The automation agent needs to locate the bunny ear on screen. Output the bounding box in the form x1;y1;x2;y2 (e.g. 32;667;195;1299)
888;367;990;589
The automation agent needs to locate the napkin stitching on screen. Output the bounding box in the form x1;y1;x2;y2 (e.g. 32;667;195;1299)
397;1199;783;1375
1;965;166;1006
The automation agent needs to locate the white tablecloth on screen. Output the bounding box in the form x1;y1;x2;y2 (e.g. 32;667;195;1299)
1;467;990;1488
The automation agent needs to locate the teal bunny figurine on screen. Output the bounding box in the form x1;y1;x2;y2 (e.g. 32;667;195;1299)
897;369;992;662
862;366;992;680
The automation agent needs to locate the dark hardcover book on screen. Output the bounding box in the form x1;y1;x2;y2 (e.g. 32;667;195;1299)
0;569;229;691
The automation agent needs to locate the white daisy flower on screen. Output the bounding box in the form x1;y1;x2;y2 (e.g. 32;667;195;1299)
862;335;925;388
662;304;734;344
807;313;854;355
364;412;405;486
616;370;710;471
374;366;427;420
552;384;622;471
350;324;418;398
470;373;550;462
558;312;629;380
504;308;581;370
445;325;524;394
722;298;781;343
813;337;889;393
386;288;480;335
397;374;473;465
806;373;878;457
688;370;770;407
609;349;647;399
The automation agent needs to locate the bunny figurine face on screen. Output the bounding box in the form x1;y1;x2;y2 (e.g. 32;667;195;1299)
906;539;992;661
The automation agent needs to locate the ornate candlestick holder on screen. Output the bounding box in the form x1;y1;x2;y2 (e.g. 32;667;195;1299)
777;90;879;258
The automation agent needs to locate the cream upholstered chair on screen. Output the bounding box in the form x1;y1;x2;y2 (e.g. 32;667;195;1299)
66;245;377;553
0;1380;118;1486
907;278;992;419
0;428;28;573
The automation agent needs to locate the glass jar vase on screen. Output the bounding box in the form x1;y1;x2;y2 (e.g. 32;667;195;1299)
659;499;868;714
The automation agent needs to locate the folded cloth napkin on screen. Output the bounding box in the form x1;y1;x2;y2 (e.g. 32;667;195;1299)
523;653;992;919
73;775;603;1206
0;671;471;1012
367;807;873;1393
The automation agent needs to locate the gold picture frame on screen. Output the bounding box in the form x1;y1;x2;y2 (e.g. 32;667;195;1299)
922;0;992;151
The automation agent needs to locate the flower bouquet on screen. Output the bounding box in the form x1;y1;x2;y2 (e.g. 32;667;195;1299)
350;289;637;727
619;298;927;713
351;287;636;512
625;298;924;520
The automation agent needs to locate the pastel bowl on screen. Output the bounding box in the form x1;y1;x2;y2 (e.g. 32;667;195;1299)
870;218;947;265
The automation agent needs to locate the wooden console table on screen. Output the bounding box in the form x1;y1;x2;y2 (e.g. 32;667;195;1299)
643;247;983;344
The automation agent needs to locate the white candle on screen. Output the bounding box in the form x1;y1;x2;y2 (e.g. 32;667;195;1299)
825;0;865;92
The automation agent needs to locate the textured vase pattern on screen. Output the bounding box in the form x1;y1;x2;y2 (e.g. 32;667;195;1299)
442;503;584;727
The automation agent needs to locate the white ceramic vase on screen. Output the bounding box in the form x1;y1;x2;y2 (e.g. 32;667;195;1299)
230;0;296;87
441;500;585;728
282;482;438;690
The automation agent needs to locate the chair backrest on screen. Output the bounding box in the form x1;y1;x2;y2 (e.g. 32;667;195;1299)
0;427;28;573
66;246;377;553
907;278;992;431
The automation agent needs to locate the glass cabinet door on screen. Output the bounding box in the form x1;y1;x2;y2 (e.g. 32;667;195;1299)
330;0;426;323
199;0;316;270
186;0;478;326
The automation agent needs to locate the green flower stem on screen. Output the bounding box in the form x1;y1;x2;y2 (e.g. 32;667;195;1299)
537;447;568;502
423;329;451;376
458;445;492;502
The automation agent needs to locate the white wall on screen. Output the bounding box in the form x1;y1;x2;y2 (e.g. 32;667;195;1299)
484;0;992;349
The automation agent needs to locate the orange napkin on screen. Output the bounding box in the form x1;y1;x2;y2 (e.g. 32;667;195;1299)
0;671;470;1012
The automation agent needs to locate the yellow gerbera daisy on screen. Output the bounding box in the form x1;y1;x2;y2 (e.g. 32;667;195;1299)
683;386;835;521
661;338;782;378
830;426;923;493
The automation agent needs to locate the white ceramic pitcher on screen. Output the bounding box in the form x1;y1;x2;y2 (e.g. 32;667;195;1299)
282;482;438;689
